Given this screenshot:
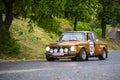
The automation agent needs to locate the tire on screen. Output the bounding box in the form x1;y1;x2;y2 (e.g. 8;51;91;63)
98;49;107;60
46;54;54;61
76;48;88;61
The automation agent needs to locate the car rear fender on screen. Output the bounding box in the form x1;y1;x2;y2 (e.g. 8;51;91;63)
97;45;108;55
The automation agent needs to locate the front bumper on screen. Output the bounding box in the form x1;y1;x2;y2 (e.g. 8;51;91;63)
46;52;78;59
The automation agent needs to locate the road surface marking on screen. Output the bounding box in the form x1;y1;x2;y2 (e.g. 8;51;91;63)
0;68;52;74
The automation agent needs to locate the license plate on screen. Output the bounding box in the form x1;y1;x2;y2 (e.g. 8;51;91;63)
53;53;64;56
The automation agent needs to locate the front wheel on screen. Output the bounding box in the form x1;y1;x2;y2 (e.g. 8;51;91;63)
98;49;107;60
76;48;88;61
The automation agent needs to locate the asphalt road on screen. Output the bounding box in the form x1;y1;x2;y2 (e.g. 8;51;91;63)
0;51;120;80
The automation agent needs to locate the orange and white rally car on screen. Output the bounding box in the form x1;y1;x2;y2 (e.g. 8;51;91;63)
45;31;108;61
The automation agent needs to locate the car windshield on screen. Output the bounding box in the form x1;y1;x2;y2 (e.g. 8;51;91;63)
59;32;85;41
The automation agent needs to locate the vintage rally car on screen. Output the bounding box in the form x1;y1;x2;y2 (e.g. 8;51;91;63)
45;31;108;61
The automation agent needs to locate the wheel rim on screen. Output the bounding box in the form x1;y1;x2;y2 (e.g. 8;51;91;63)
82;51;86;60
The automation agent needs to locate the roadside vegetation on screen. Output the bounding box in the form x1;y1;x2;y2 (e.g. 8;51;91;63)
0;18;59;61
0;18;120;61
0;0;120;61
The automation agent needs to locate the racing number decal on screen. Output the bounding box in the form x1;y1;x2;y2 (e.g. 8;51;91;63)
87;33;95;55
89;41;94;55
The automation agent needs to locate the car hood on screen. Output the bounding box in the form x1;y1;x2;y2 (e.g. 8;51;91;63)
48;41;87;47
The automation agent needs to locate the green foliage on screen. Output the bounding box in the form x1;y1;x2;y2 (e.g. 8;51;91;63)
28;0;66;34
98;0;112;23
64;0;101;30
97;0;120;38
89;20;102;38
64;0;100;22
0;38;20;54
0;0;66;36
98;0;120;26
109;0;120;26
76;21;102;38
76;22;91;31
38;17;61;35
89;20;101;29
27;21;34;33
9;18;59;60
93;28;102;38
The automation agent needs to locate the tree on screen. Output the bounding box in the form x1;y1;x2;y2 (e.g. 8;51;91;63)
30;0;66;33
0;0;14;41
64;0;100;31
0;0;65;41
0;0;66;53
98;0;120;38
98;0;112;38
109;0;120;27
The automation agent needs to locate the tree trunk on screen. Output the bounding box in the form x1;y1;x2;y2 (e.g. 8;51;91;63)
0;0;14;43
0;13;5;43
74;16;77;31
0;13;3;26
101;19;106;38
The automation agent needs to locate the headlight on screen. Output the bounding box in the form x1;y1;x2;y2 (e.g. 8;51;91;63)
70;46;76;51
60;48;64;53
46;46;50;51
50;49;53;53
54;48;58;53
64;48;68;53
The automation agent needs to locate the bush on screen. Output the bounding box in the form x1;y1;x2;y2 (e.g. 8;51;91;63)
38;18;61;35
0;38;20;54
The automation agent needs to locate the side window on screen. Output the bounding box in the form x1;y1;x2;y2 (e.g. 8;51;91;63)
87;33;94;41
92;33;98;42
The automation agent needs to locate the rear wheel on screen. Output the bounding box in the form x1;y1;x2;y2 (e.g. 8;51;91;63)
76;48;88;61
46;54;55;61
98;49;107;60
